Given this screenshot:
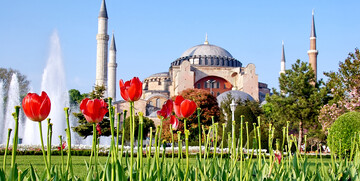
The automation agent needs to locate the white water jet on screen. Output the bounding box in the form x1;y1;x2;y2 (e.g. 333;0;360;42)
40;31;69;145
3;74;20;144
0;81;4;143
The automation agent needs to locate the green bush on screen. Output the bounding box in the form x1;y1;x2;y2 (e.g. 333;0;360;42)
123;116;155;142
225;105;257;148
328;111;360;155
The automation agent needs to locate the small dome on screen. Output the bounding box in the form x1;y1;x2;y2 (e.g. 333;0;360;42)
181;44;233;58
217;90;254;106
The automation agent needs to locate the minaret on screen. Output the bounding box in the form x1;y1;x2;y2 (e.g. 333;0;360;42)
108;33;117;100
95;0;109;87
307;10;318;80
280;41;286;75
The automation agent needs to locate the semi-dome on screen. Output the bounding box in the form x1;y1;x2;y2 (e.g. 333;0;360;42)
181;44;233;58
217;90;254;106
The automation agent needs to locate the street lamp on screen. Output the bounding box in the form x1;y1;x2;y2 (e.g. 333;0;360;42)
230;99;237;121
206;79;216;95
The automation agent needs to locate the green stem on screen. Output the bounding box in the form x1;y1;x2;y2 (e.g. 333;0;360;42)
154;126;160;181
184;130;190;181
158;121;163;162
11;107;20;171
60;136;64;174
197;108;202;161
108;98;116;181
257;126;261;170
220;123;225;165
240;115;244;180
231;121;236;160
177;131;181;180
120;110;127;162
3;129;12;171
130;101;135;181
171;124;174;164
47;121;52;169
147;127;153;179
213;122;218;159
139;112;144;181
39;121;50;179
116;113;122;156
64;107;74;179
246;122;249;159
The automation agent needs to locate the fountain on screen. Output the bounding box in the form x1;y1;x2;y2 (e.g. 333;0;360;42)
0;81;4;143
3;74;20;144
40;30;69;145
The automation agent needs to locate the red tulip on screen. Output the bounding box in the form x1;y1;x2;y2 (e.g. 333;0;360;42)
80;98;108;124
274;150;282;164
169;115;179;130
157;99;173;120
173;95;185;118
119;77;143;102
22;91;51;122
180;99;197;118
173;95;197;118
57;141;66;151
96;124;102;135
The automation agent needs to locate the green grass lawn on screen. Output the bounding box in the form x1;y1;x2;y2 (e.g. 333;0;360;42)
0;155;332;179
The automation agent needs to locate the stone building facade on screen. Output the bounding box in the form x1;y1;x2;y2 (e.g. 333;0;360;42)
94;1;318;126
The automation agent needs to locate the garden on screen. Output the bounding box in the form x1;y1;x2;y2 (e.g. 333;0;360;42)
1;49;360;180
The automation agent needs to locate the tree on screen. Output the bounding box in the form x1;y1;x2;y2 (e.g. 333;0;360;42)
220;92;263;147
319;49;360;136
265;59;328;148
324;48;360;104
68;89;88;107
72;85;112;138
0;68;30;99
164;88;220;144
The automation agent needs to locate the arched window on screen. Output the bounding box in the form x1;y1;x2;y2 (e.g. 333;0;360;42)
216;82;220;88
156;98;160;108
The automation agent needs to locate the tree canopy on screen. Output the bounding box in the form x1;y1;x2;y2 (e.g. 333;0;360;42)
0;68;30;99
264;59;329;147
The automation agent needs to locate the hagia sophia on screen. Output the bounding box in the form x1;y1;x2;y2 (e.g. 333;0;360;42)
94;0;318;125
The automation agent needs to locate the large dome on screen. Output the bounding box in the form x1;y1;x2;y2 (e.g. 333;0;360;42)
181;44;233;58
171;40;241;68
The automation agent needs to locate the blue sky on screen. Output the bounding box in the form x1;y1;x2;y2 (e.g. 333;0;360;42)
1;1;360;100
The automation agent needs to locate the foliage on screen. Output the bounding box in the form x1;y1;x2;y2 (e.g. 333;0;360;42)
72;85;112;138
0;68;30;100
68;89;88;106
122;115;155;142
160;119;184;143
264;59;329;147
324;48;360;104
170;88;220;142
319;49;360;135
318;103;346;135
328;111;360;155
219;92;263;146
225;105;257;147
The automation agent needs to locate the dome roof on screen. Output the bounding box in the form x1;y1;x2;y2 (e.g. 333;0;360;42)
181;44;233;58
217;90;254;106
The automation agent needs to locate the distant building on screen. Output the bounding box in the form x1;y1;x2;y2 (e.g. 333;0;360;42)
94;0;317;125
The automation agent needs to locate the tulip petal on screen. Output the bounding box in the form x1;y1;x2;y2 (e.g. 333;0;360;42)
180;99;197;118
174;95;184;118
